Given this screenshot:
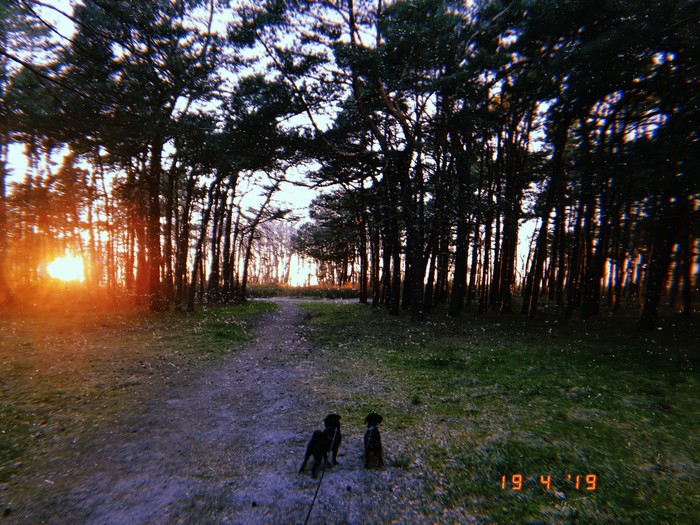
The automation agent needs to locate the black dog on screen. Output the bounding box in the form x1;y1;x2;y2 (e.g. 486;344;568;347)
299;414;342;478
323;413;342;465
364;412;384;468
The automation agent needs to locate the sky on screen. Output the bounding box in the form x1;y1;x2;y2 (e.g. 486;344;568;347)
5;0;319;216
7;0;537;270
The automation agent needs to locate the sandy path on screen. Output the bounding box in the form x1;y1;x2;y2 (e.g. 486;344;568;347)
3;300;419;525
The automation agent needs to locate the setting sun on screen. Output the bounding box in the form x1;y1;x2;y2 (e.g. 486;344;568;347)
47;256;85;282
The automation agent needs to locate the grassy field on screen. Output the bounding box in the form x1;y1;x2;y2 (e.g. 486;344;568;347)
0;300;277;484
2;296;697;524
300;302;699;525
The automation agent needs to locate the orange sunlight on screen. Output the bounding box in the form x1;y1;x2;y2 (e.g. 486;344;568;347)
47;255;85;282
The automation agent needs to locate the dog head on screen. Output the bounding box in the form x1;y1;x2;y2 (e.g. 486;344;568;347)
324;413;341;429
364;412;383;428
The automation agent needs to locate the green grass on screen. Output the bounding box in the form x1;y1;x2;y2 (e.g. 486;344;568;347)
247;283;360;299
301;302;699;525
0;300;277;483
178;301;278;357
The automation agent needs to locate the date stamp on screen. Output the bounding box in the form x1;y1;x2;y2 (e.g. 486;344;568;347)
501;474;597;491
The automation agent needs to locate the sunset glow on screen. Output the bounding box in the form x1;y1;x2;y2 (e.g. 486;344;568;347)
47;256;85;282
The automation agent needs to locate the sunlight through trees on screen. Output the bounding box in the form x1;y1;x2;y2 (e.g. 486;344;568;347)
1;0;697;327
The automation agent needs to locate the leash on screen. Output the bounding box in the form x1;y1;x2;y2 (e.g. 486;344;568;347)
302;465;325;525
302;427;338;525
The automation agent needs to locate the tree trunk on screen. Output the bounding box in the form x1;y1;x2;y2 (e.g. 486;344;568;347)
187;181;217;311
467;221;480;306
174;172;197;311
522;115;570;317
424;249;437;314
0;153;10;306
479;207;493;313
370;222;381;306
565;200;585;318
163;166;176;303
555;202;567;309
389;236;401;316
679;222;693;316
221;189;236;301
207;186;226;302
640;200;682;329
359;217;368;304
147;140;167;312
449;192;469;317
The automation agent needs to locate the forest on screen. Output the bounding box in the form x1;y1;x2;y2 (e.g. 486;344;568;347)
1;0;698;328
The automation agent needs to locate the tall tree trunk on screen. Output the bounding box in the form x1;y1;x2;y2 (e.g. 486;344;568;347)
582;191;615;319
467;221;480;306
554;202;567;309
370;222;381;306
577;174;597;318
612;204;632;312
0;145;10;306
229;209;243;300
424;249;437;314
389;234;401;316
359;217;369;304
379;231;391;307
479;208;493;313
135;221;149;303
147;140;167;312
221;186;237;302
448;125;472;317
434;234;450;305
679;220;693;316
163;166;176;302
402;236;412;311
385;158;402;316
640;200;682;329
393;149;426;322
174;172;196;311
0;41;11;307
207;187;225;302
187;181;217;311
565;200;585;318
522;115;570;317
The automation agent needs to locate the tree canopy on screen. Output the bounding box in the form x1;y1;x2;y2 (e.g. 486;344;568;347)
1;0;697;328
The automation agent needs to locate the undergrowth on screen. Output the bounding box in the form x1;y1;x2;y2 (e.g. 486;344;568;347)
247;283;360;299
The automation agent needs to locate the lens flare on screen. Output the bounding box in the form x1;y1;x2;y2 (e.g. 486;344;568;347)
47;256;85;282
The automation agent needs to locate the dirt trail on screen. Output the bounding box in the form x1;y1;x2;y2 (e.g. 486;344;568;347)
3;300;425;525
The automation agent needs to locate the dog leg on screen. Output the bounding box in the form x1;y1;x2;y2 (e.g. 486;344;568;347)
299;451;311;473
311;452;327;478
331;447;339;465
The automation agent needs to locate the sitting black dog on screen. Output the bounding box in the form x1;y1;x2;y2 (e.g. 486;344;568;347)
324;413;342;465
299;414;342;478
364;412;384;468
